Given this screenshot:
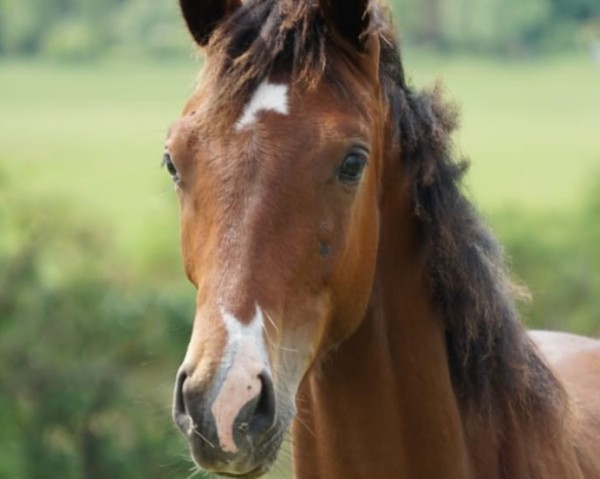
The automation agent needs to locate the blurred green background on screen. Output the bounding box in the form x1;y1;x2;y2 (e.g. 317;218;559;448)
0;0;599;478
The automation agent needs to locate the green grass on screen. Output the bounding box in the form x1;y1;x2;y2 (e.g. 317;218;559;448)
1;53;599;258
0;58;198;266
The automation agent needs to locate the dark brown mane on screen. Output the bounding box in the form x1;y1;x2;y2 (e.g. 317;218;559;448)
393;81;565;418
202;0;328;130
202;0;565;419
378;39;566;422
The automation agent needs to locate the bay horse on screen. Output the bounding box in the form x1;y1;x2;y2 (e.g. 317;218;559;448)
166;0;600;477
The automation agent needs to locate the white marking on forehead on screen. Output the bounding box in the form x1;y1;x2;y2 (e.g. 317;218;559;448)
236;80;290;130
211;304;269;453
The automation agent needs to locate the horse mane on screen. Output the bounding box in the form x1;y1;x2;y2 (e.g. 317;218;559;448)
389;72;564;419
375;25;567;423
200;0;328;131
202;0;566;421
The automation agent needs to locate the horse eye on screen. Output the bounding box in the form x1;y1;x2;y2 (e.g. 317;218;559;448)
337;151;368;184
162;152;180;183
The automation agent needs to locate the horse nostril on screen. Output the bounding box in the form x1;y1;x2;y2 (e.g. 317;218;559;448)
175;371;187;413
248;372;276;438
173;370;191;434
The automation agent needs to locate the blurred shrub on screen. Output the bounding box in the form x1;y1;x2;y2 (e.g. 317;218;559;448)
442;0;552;54
0;0;597;58
389;0;599;54
0;0;49;54
0;186;199;478
493;178;600;336
42;18;102;61
0;0;190;60
110;0;190;58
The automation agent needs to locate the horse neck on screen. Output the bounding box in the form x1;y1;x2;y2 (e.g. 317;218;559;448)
292;183;472;478
292;159;582;479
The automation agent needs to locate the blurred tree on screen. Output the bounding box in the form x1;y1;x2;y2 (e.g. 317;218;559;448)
551;0;598;21
0;0;597;57
494;179;600;336
110;0;189;58
0;0;186;59
419;0;443;47
389;0;598;53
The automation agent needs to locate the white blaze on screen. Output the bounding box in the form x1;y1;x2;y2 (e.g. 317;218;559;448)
236;81;289;130
211;305;269;453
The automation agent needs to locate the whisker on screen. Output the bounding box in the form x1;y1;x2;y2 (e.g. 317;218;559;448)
279;345;300;353
184;463;204;479
293;415;316;438
264;310;280;334
191;425;216;449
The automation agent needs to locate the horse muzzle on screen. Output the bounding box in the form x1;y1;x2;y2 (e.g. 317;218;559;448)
173;363;280;477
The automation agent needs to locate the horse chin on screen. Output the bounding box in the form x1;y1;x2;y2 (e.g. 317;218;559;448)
216;464;273;479
193;454;277;479
190;425;285;479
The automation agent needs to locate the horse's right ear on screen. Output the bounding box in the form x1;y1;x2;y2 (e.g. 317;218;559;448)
179;0;242;47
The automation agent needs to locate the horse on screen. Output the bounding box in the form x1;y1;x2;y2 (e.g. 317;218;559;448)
165;0;600;477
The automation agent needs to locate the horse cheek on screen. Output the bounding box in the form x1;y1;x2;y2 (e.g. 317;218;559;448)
329;189;379;343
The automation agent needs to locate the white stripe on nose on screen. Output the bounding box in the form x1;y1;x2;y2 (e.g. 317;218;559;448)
211;305;269;453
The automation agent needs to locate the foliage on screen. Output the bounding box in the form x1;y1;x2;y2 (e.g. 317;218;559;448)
493;179;600;336
389;0;598;54
0;187;200;478
110;0;190;58
0;0;597;58
0;0;189;60
42;18;103;61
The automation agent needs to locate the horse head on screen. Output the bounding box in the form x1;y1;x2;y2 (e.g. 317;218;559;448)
167;0;396;476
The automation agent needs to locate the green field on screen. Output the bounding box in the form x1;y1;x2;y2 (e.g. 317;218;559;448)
1;54;599;260
0;59;194;268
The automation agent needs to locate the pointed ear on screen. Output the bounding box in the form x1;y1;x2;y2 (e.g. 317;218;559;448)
319;0;371;49
179;0;242;47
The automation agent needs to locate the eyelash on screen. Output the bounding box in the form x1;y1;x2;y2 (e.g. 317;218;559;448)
162;152;180;184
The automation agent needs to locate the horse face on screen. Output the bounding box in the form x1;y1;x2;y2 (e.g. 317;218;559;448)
169;1;381;476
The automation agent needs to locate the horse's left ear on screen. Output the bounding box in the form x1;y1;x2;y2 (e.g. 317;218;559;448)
179;0;242;47
319;0;371;49
319;0;379;81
